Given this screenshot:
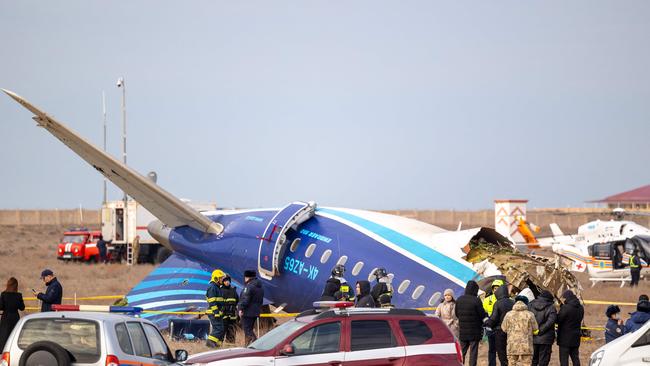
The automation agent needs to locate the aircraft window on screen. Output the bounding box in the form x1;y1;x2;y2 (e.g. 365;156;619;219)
352;262;364;276
336;256;348;266
428;292;442;306
289;238;301;253
367;268;379;282
305;244;317;258
320;249;332;264
398;280;411;294
411;285;425;300
387;273;395;282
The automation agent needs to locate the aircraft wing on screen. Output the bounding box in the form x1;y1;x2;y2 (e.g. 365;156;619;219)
3;89;222;234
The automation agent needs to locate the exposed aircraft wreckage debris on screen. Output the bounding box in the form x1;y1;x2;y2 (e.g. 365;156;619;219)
466;235;583;301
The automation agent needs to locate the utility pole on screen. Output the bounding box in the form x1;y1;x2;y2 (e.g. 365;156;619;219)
102;91;107;204
117;77;131;264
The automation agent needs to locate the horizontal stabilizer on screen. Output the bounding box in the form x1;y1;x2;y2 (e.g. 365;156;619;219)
3;89;222;234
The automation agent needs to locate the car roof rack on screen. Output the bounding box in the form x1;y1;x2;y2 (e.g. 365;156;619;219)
312;307;426;320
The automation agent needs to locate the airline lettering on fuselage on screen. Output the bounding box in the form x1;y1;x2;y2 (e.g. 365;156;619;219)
246;216;264;222
284;256;319;280
300;229;333;243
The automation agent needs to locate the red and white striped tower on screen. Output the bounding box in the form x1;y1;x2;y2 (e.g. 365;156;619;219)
494;199;528;242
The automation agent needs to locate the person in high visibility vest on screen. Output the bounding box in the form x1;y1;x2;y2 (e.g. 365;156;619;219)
483;279;504;366
206;269;226;348
629;249;641;287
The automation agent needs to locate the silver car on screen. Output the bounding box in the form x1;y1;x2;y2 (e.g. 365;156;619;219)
0;312;187;366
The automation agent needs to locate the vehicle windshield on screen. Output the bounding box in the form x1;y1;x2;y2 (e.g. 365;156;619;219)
63;235;87;243
18;318;100;363
248;320;306;351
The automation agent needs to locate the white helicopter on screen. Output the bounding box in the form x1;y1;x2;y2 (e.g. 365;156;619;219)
536;208;650;282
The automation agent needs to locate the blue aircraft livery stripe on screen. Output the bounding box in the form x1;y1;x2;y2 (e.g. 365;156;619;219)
127;289;206;303
147;267;212;277
317;208;477;283
132;278;210;292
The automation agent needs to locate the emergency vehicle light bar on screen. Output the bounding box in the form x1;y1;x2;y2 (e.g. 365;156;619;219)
52;305;143;313
312;301;355;309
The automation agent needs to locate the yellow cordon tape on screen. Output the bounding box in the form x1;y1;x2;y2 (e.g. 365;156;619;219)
24;295;124;301
583;300;636;306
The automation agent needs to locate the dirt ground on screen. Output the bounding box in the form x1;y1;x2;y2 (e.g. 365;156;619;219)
0;225;647;364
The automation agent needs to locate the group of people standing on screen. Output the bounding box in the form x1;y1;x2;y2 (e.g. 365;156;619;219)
0;269;63;351
438;279;585;366
320;265;394;308
604;294;650;343
205;269;264;348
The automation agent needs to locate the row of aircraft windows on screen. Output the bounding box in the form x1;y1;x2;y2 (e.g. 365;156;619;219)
290;239;443;307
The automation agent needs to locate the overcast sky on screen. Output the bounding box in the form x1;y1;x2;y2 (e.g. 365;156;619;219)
1;1;649;210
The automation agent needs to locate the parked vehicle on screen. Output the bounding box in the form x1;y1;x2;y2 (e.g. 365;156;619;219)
185;302;462;366
57;229;105;262
589;319;650;365
0;311;187;366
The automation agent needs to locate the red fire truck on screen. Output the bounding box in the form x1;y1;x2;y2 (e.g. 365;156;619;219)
56;228;106;262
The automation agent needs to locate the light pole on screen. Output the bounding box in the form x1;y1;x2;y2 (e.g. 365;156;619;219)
117;77;129;260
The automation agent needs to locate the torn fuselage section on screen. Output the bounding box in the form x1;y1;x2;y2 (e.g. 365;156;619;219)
465;227;583;300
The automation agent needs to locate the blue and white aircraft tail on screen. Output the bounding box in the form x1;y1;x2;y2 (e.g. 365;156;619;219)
4;89;581;328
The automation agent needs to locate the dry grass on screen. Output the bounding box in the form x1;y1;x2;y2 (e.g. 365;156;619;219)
1;225;647;363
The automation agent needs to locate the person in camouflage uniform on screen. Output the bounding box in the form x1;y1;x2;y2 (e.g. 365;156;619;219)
501;297;539;366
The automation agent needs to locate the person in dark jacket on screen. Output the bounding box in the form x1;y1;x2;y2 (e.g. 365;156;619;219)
455;280;487;366
556;290;584;366
486;284;513;366
35;269;62;312
604;305;625;343
220;275;239;344
96;235;111;263
528;290;557;366
0;277;25;351
370;268;393;308
238;270;264;345
320;277;341;301
624;299;650;333
355;281;375;307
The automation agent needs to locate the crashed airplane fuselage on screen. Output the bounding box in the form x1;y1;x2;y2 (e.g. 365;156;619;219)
3;89;581;327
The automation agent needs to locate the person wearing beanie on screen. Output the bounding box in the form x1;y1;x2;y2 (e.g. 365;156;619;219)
604;305;625;343
518;288;535;304
220;275;239;344
502;298;539;366
435;288;459;338
556;290;583;366
455;280;487;366
528;290;557;366
624;299;650;333
238;270;264;345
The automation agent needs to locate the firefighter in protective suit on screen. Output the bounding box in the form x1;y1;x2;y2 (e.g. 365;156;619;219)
370;268;393;308
220;275;239;344
206;269;226;348
330;264;353;301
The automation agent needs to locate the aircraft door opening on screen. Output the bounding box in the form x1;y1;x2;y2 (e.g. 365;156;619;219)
258;201;316;280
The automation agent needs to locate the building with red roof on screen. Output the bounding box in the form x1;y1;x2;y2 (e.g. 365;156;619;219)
590;184;650;209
